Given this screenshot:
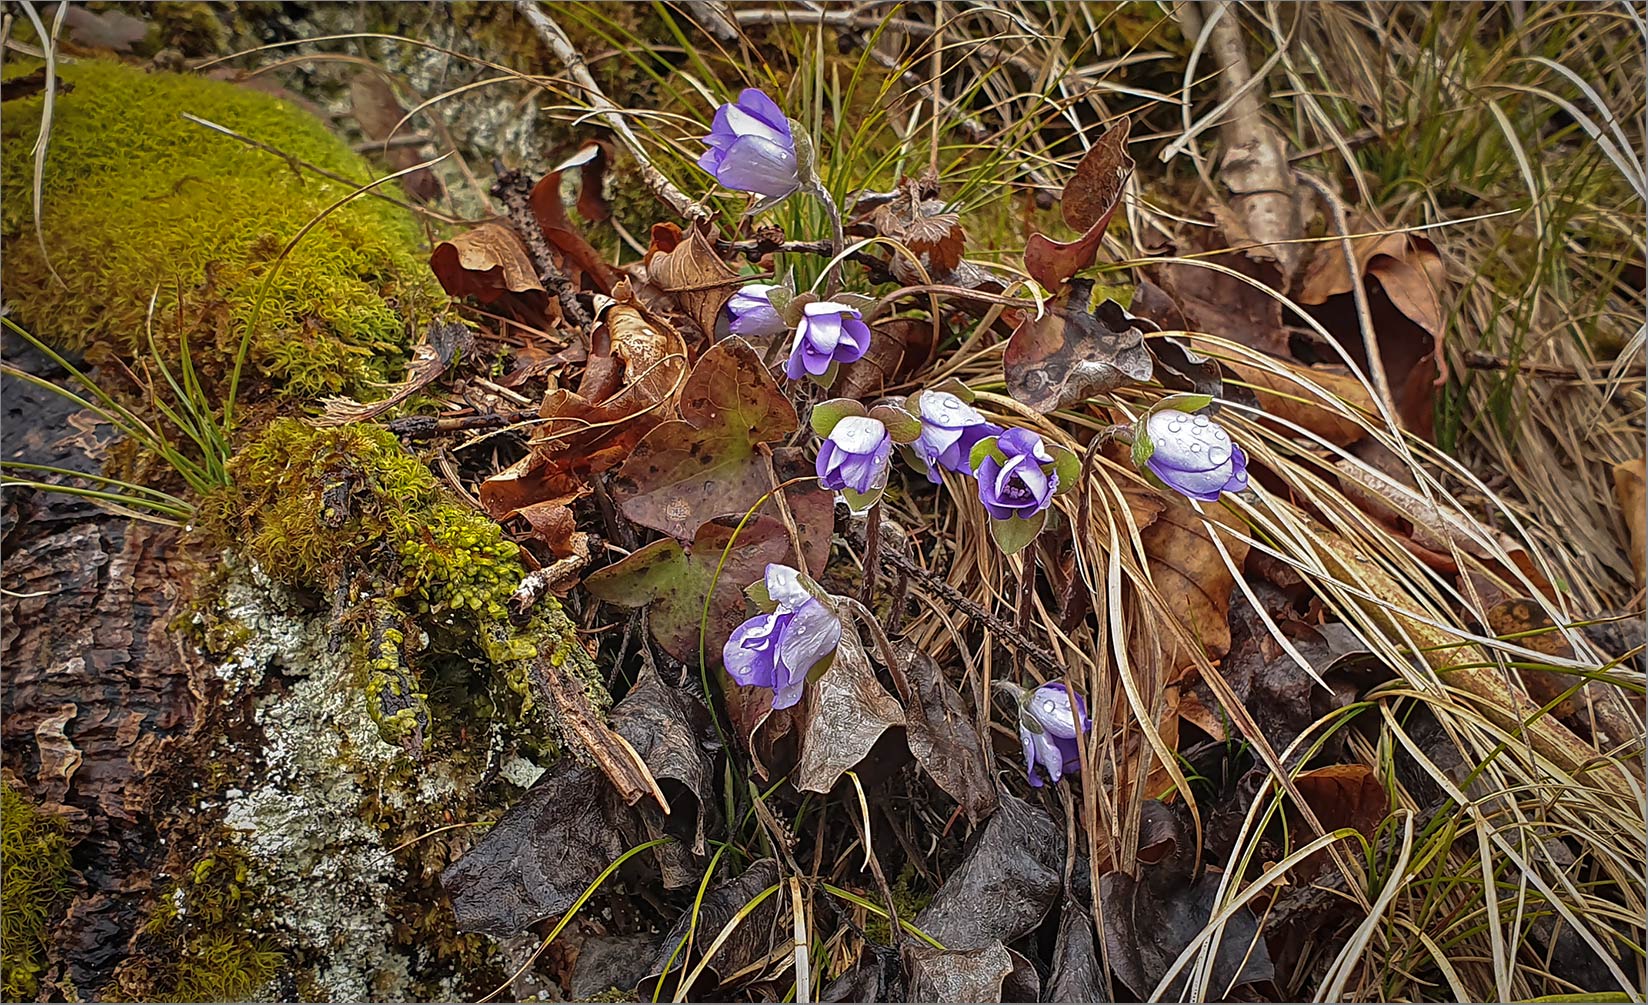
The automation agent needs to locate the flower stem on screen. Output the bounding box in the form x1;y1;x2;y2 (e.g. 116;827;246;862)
812;184;847;297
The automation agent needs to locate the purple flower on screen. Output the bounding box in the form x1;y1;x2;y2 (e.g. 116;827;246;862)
726;284;787;338
722;563;840;710
1142;410;1249;502
816;415;892;496
976;428;1058;521
913;391;1002;483
784;301;871;380
1019;682;1091;787
698;88;800;199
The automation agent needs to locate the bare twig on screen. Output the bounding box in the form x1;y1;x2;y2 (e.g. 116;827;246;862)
492;167;594;330
385;408;539;439
1200;0;1304;280
511;0;708;221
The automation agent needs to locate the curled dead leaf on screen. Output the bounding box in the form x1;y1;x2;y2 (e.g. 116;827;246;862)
794;625;905;794
430;223;546;307
1023;116;1134;290
1004;279;1154;412
644;221;746;340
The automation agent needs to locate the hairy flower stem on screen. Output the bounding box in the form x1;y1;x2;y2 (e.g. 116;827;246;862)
811;184;848;297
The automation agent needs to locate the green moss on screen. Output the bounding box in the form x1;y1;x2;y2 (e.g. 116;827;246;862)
126;847;284;1002
1;58;444;400
209;419;600;747
1;784;73;1001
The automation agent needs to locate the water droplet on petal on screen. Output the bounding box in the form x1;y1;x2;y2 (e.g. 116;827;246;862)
1209;446;1229;464
1193;415;1209;427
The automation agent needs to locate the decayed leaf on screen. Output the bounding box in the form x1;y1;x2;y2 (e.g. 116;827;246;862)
795;626;905;794
1137;495;1251;674
872;180;967;282
837;318;937;399
890;645;997;824
1224;355;1376;447
902;942;1014;1003
1299;231;1446;336
1004;279;1155;412
583;512;829;666
611;338;806;541
645;859;783;995
1613;458;1646;589
644;222;746;339
1046;899;1106;1003
441;762;633;937
430;223;547;307
316;320;473;426
1141;227;1289;358
914;793;1061;950
1101;801;1275;1000
1023;116;1134;290
610;663;719;856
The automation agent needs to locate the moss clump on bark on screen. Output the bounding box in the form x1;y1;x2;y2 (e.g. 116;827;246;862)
1;58;445;400
208;419;599;751
1;784;73;1001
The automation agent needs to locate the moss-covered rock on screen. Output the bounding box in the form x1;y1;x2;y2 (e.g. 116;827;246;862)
1;58;445;400
1;783;73;1001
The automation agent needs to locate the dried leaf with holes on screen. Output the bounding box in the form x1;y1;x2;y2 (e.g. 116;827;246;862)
1004;279;1155;412
872;178;967;283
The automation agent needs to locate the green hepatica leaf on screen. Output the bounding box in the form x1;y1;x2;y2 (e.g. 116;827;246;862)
990;510;1047;554
969;435;1006;472
868;403;922;443
809;397;866;437
585;514;810;665
1049;444;1082;495
613;339;828;558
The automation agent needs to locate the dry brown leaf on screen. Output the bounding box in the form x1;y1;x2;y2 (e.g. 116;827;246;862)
1138;496;1251;675
1023;117;1133;290
530;151;622;295
644;222;745;340
794;627;905;795
349;73;439;201
1612;458;1646;589
430;223;547;307
1222;356;1376;447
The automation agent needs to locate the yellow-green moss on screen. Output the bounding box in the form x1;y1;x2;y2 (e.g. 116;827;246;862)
127;847;284;1003
209;419;600;746
1;58;444;399
1;784;73;1001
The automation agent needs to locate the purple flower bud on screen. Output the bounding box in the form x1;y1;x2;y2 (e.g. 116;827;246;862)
723;564;840;710
1142;410;1249;502
913;391;1002;483
698;89;800;199
784;301;871;380
976;427;1058;521
816;416;892;496
1019;682;1091;787
726;284;787;338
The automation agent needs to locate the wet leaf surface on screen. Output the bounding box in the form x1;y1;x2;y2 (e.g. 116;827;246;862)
1023;117;1134;290
795;627;905;794
1100;801;1274;1000
611;338;816;542
913;793;1060;950
1046;898;1107;1003
584;510;829;666
891;645;997;824
1005;280;1155;412
902;941;1014;1003
610;663;720;856
442;763;631;938
645;858;783;995
822;944;901;1003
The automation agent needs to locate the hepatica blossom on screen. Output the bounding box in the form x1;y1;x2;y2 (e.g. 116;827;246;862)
785;301;871;380
725;283;787;338
976;428;1059;521
698;88;801;199
1019;682;1091;787
1139;409;1248;502
817;416;892;497
912;390;1001;483
723;564;841;710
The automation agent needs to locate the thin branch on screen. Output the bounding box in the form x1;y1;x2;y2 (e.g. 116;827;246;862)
512;0;708;221
492;168;594;330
